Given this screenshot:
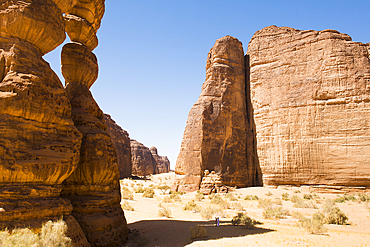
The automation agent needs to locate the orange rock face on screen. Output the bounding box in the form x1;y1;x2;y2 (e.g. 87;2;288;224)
104;114;132;179
174;36;262;192
248;26;370;187
131;140;156;177
60;1;129;245
0;0;82;229
150;147;170;174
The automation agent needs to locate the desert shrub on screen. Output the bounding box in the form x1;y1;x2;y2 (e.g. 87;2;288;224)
190;225;208;240
298;212;327;234
258;199;273;209
303;193;314;200
121;200;134;211
322;200;348;225
358;193;370;202
195;192;205;201
281;192;289;201
231;202;244;211
244;195;259;201
294;190;301;193
334;196;346;203
231;213;258;229
365;202;370;214
169;194;182;202
121;186;134;200
200;207;221;220
291;211;304;219
169;191;185;195
274;198;283;206
265;191;273;196
0;219;72;247
225;193;238;201
291;195;311;208
142;187;155;198
263;206;290;220
163;196;171;203
135;187;145;193
157;185;171;195
158;207;171;218
210;194;223;204
334;193;357;202
184;200;200;212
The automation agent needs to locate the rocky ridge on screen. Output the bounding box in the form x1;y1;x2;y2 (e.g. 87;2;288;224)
104;114;132;179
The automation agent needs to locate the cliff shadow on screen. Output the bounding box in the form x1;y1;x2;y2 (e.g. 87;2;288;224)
125;219;274;246
245;54;263;186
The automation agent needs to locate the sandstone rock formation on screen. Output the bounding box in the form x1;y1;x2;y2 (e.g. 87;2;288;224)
131;140;156;177
0;0;82;230
104;114;132;179
174;36;262;192
247;25;370;188
60;0;128;245
150;146;170;174
199;170;230;195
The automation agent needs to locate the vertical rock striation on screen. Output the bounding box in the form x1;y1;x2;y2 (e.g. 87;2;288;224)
104;114;132;179
60;0;128;245
131;140;156;177
174;36;262;192
150;146;170;174
0;0;82;229
248;25;370;187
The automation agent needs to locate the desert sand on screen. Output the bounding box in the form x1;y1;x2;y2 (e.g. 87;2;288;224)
120;173;370;247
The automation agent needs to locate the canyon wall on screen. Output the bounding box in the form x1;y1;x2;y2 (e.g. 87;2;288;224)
173;36;262;192
248;25;370;187
0;0;83;230
150;146;170;174
104;114;132;178
60;0;128;246
131;140;156;177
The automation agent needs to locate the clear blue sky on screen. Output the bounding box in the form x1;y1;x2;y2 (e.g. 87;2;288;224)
44;0;370;169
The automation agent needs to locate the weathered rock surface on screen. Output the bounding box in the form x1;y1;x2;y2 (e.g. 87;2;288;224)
174;36;262;192
247;25;370;187
61;1;128;245
199;170;230;195
0;0;82;230
131;140;156;177
104;114;132;179
150;146;170;174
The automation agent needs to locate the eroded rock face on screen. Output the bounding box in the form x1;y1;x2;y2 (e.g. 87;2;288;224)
104;114;132;179
60;1;129;245
0;0;82;229
248;25;370;187
174;36;262;192
150;146;170;174
199;170;230;195
131;140;156;177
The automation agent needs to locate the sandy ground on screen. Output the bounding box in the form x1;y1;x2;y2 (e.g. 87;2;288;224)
120;173;370;247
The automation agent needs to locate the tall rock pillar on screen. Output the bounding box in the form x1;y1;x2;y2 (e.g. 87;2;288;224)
60;0;128;245
174;36;261;192
0;0;83;229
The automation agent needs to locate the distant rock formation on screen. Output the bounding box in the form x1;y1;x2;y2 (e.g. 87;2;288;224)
60;0;128;245
131;140;156;177
0;0;83;232
174;36;262;192
199;170;230;195
150;147;170;174
104;114;132;179
248;26;370;188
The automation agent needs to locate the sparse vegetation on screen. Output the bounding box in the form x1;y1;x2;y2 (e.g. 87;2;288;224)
281;192;289;201
184;200;200;212
225;193;238;201
265;191;273;196
157;185;171;195
231;213;258;228
121;200;134;211
135;187;145;193
163;196;171;203
169;191;185;195
190;225;208;240
358;193;370;202
121;186;134;200
258;199;290;219
0;219;72;247
294;190;301;193
322;200;348;225
231;202;244;211
291;195;310;208
244;195;259;201
158;206;171;218
142;187;155;198
169;193;182;202
297;212;327;234
200;206;222;220
195;192;205;201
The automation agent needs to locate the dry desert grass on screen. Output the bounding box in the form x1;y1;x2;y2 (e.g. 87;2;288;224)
121;172;370;247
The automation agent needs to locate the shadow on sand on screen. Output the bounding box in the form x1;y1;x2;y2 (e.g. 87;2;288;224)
125;219;275;247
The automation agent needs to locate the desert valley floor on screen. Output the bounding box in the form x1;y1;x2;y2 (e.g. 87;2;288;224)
120;173;370;247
